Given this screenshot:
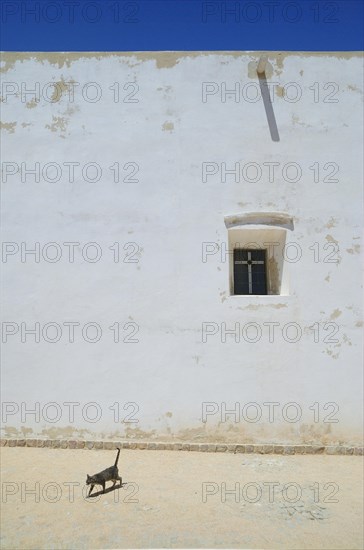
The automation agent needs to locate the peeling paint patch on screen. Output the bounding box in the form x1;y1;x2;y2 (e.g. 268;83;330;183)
26;98;38;109
1;51;363;75
347;84;362;93
325;234;339;245
64;105;78;117
177;426;207;442
292;114;311;128
325;235;341;264
0;121;17;133
342;334;352;346
275;53;284;74
323;349;340;360
45;116;68;137
325;217;338;229
50;78;77;102
162;121;174;132
41;426;91;439
124;426;157;440
157;85;173;99
20;426;33;436
276;85;285;97
2;426;20;437
330;309;342;320
346;245;360;254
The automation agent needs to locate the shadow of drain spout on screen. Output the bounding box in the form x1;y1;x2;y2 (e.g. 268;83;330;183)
257;58;280;142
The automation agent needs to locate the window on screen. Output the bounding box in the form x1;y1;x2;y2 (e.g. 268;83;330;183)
224;212;294;296
233;249;267;295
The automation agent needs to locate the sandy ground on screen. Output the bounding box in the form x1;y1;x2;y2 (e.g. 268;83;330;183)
0;448;363;550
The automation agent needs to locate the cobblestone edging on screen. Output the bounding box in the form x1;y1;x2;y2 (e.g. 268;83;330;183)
1;439;363;455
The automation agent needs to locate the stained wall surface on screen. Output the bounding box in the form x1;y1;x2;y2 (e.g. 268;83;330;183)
1;51;363;444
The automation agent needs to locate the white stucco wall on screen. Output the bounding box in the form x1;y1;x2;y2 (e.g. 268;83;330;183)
1;51;363;445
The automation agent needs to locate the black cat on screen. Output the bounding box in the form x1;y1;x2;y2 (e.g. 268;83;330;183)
86;448;122;496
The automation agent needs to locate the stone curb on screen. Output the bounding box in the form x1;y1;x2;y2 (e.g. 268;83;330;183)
0;439;363;455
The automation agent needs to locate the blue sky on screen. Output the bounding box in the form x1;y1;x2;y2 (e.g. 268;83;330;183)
0;0;363;51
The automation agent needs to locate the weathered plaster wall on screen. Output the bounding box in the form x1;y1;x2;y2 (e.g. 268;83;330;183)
1;51;363;445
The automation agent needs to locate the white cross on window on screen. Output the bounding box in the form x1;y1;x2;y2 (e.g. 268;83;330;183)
234;251;265;294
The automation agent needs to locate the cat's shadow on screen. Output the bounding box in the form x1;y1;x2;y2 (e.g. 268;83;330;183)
87;482;127;498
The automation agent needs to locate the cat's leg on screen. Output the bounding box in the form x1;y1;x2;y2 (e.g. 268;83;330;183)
88;484;95;497
102;481;106;493
118;476;122;486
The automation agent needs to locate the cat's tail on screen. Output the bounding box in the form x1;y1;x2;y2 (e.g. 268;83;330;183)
114;447;121;467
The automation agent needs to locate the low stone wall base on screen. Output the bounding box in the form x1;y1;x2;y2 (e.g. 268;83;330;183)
1;439;363;455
